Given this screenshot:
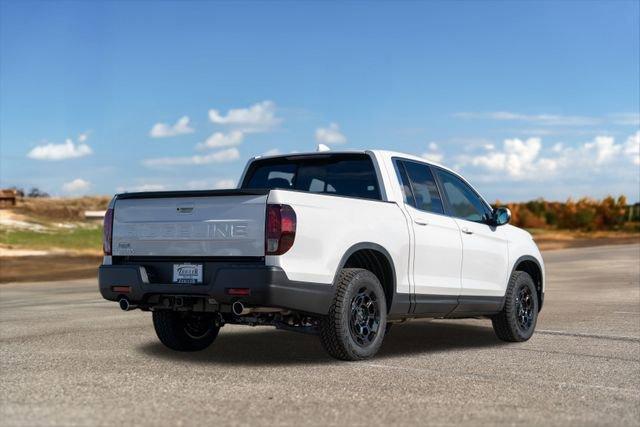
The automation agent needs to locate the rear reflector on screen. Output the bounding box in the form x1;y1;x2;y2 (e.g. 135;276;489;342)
226;288;251;296
266;204;296;255
112;286;130;293
103;208;114;256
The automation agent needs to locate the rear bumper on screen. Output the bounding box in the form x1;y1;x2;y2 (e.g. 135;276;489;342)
98;264;334;315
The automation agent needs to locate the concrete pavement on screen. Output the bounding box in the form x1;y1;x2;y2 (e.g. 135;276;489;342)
1;244;638;426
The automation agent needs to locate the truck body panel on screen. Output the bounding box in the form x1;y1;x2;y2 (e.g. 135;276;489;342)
112;193;267;258
265;189;411;292
100;149;544;319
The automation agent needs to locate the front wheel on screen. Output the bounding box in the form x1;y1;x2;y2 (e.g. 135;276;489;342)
320;268;387;361
152;311;220;351
492;271;539;342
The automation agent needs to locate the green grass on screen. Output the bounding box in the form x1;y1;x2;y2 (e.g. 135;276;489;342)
0;226;103;251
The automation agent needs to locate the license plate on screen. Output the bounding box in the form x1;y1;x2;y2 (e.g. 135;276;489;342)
172;263;203;284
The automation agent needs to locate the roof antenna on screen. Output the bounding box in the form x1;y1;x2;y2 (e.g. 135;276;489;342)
316;143;330;152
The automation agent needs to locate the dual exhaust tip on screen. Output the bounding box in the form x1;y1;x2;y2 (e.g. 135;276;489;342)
119;297;250;315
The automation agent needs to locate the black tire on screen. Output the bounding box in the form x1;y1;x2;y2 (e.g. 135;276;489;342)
385;323;393;335
152;311;220;351
492;271;539;342
320;268;387;361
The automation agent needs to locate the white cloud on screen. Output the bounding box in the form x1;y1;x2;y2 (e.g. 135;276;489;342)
196;131;244;150
62;178;91;193
78;132;89;143
142;147;240;167
421;142;444;163
315;123;347;145
116;183;167;193
583;136;621;164
459;137;551;179
208;101;280;133
625;131;640;165
27;138;93;161
185;180;208;190
457;133;640;181
213;179;236;189
149;116;195;138
454;111;601;127
262;148;281;156
185;179;236;190
610;113;640;126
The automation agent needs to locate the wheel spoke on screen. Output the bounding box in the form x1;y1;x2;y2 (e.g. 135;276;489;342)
515;285;535;332
349;287;382;347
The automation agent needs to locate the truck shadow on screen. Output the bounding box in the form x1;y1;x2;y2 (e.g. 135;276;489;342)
138;320;508;366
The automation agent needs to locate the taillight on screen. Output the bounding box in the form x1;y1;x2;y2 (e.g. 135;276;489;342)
103;208;114;255
266;204;296;255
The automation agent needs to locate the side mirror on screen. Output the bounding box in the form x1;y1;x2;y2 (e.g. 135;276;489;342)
492;207;511;226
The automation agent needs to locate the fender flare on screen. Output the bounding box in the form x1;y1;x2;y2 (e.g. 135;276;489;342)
510;255;544;311
333;242;398;307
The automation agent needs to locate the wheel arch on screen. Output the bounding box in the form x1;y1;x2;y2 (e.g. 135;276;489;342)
512;255;544;311
334;243;396;312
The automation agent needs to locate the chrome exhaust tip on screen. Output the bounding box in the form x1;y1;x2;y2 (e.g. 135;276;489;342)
118;297;137;311
232;301;250;316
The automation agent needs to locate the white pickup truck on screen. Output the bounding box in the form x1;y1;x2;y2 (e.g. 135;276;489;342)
99;150;544;360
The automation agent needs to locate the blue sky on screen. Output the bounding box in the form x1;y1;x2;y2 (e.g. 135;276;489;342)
1;0;638;202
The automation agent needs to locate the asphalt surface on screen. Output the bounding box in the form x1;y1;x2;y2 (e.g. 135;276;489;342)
1;244;639;426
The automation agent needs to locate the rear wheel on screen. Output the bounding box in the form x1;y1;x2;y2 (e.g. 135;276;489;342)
320;268;387;361
492;271;539;342
152;311;220;351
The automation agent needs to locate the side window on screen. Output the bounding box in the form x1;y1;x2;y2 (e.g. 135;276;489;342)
394;161;415;207
397;160;444;215
435;169;491;223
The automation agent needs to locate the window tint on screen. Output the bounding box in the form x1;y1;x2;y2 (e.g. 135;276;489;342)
395;160;444;214
435;169;491;222
242;155;381;200
245;163;296;189
394;161;414;206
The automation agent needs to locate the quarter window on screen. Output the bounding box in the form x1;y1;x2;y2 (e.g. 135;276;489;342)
435;169;491;223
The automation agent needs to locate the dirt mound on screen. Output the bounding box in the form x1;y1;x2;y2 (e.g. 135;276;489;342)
12;196;111;221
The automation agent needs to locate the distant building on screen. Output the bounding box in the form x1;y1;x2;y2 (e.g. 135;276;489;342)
0;189;19;208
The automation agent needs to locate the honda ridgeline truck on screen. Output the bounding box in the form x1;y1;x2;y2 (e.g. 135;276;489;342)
99;150;544;360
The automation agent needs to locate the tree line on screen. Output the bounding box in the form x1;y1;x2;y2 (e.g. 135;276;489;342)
495;196;640;231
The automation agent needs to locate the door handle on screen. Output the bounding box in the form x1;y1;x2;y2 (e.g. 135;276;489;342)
413;218;429;226
461;227;474;235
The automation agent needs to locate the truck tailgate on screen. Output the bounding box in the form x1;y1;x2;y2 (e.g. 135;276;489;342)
112;190;268;257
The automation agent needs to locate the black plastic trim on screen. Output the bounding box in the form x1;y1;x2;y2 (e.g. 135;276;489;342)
99;263;334;315
410;294;504;318
333;242;410;316
413;295;458;316
447;296;504;317
511;255;545;311
116;188;269;200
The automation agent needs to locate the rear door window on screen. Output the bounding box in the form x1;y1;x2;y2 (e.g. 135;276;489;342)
395;160;444;215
